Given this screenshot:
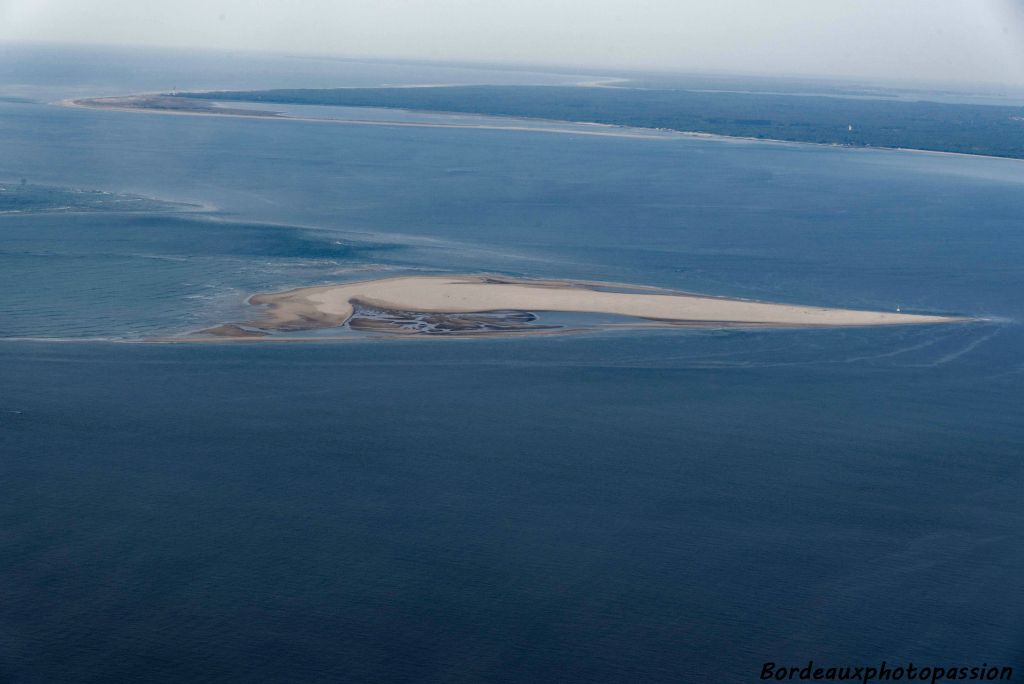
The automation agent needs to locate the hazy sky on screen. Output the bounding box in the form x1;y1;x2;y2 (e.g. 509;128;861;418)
2;0;1023;85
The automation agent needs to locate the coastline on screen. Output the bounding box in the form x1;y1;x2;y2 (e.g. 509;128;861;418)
59;95;1024;162
60;95;685;141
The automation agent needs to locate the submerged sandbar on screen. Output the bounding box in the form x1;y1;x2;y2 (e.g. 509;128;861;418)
197;275;964;339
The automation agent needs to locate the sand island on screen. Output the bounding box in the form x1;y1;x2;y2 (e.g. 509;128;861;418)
196;275;964;339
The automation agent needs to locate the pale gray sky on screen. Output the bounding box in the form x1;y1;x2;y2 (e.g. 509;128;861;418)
2;0;1023;85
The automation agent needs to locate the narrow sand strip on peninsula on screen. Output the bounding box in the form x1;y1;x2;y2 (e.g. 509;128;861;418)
198;275;964;339
61;96;715;141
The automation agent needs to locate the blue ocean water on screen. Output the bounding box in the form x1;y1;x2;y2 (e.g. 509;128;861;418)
1;47;1023;682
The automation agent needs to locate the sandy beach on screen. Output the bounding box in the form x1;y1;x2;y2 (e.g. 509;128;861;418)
64;95;284;118
63;95;683;140
198;275;964;339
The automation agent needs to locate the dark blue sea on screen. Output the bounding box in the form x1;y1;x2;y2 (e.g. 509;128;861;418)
1;46;1022;683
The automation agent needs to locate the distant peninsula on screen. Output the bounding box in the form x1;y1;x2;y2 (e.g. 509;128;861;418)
159;85;1024;159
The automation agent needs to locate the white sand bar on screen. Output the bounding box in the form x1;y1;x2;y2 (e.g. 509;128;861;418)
223;275;963;336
